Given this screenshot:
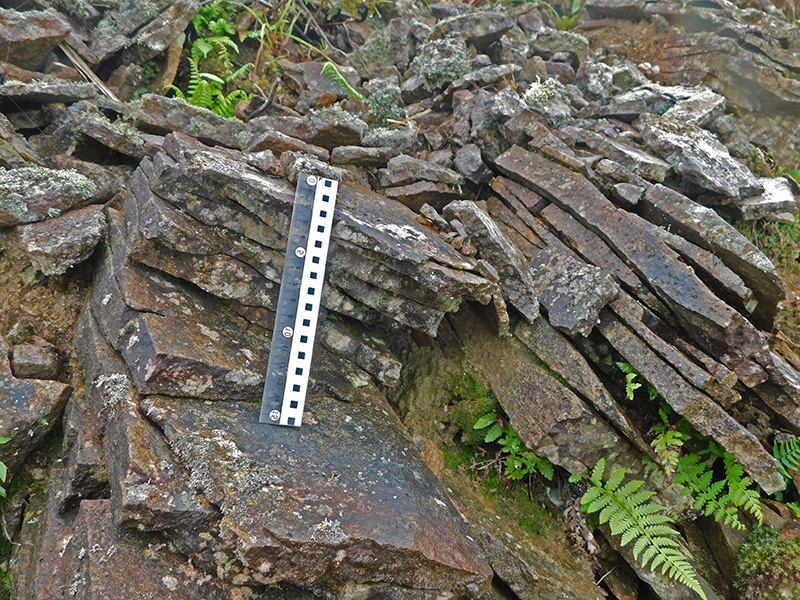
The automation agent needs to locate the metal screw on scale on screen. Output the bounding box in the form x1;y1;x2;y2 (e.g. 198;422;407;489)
259;173;339;427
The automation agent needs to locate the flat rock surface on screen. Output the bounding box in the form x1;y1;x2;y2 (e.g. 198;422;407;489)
141;395;492;595
19;204;107;276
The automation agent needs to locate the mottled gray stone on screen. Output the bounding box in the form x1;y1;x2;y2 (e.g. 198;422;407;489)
580;129;672;182
0;165;98;227
127;94;250;149
0;78;97;104
0;337;71;479
637;112;763;199
0;8;71;70
575;59;614;101
431;11;513;51
531;245;619;336
141;395;493;594
330;145;393;167
662;88;726;128
725;177;798;223
454;144;492;184
19;205;107;276
387;154;465;186
11;340;61;380
443;200;540;324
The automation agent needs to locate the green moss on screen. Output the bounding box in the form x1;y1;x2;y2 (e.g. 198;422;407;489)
736;526;800;599
481;471;556;537
450;373;499;446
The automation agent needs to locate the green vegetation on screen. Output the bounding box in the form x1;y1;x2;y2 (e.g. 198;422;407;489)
321;62;363;101
0;437;9;498
576;458;707;599
738;212;800;272
736;526;800;599
472;412;554;481
527;0;583;30
617;363;763;530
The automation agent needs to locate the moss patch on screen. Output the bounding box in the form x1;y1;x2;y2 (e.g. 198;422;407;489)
736;526;800;599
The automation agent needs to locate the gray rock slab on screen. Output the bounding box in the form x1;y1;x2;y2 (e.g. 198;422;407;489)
727;177;799;223
0;8;70;70
11;340;61;380
580;129;672;182
637;112;763;199
127;94;250;149
495;146;772;381
662;88;726;128
0;165;98;227
19;204;107;276
443;200;540;323
531;245;619;337
640;183;785;327
0;78;97;104
388;154;465;186
141;394;493;595
454;143;492;184
330;145;393;167
431;11;513;51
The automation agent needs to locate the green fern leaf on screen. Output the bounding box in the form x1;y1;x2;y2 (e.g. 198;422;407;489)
321;61;364;101
774;437;800;481
581;459;707;600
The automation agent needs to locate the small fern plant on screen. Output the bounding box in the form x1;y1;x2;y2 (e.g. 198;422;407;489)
473;412;554;481
673;441;763;530
650;405;690;483
0;436;10;497
578;458;708;599
164;39;253;118
322;61;363;101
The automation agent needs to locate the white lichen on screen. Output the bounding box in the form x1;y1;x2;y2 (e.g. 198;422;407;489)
522;77;566;108
310;518;349;545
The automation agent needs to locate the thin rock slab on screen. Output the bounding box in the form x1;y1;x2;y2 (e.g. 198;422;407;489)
596;309;785;494
724;177;799;223
639;183;784;327
431;11;514;51
0;78;97;104
443;200;540;324
140;395;493;596
18;204;107;276
636;112;763;199
495;146;772;379
126;94;250;149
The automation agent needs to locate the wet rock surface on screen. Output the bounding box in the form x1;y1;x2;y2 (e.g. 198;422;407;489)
2;1;800;600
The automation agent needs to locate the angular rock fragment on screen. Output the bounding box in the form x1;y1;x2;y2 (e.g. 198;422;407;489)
19;205;107;276
127;94;250;148
444;200;540;324
0;337;71;478
579;129;672;182
724;177;798;223
11;339;61;380
142;395;493;595
247;123;330;161
455;143;492;183
330;145;393;167
637;112;763;199
259;106;368;150
0;78;97;104
0;8;70;70
431;11;513;51
0;165;98;227
387;154;465;186
531;245;619;336
662;88;726;128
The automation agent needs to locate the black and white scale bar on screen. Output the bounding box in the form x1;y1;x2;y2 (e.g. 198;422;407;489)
259;174;338;426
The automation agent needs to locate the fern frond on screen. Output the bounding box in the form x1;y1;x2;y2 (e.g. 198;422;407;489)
227;62;253;83
321;61;364;101
162;84;186;99
190;80;215;110
723;453;763;525
582;460;707;600
774;437;800;481
186;57;201;98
